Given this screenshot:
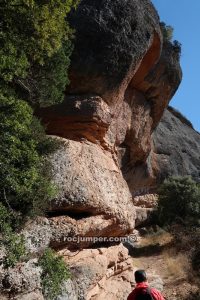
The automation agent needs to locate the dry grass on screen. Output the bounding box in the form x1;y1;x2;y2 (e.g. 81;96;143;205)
162;249;189;279
140;230;173;247
132;257;145;270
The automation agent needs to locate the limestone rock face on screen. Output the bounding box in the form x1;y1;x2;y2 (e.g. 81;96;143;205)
133;194;158;208
38;1;182;201
49;138;135;247
132;41;182;129
59;244;134;300
49;214;127;250
0;259;42;299
68;0;161;104
22;217;52;254
153;108;200;182
36;96;112;147
56;279;78;300
19;1;187;300
119;40;182;194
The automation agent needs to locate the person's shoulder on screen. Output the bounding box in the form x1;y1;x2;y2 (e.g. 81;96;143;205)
127;288;137;300
150;288;165;300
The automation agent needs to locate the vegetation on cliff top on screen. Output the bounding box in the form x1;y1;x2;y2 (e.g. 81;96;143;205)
160;21;182;60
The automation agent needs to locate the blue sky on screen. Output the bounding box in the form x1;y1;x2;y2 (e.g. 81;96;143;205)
152;0;200;131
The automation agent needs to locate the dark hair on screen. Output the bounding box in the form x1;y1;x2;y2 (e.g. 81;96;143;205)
135;270;147;283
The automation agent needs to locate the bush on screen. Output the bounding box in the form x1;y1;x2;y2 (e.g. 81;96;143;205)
20;41;73;107
0;0;79;270
160;22;182;60
2;229;26;268
0;1;79;219
0;0;78;83
172;40;182;60
39;248;70;300
160;22;174;42
0;91;57;218
0;203;26;268
157;176;200;225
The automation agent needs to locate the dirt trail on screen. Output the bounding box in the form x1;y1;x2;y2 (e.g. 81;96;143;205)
128;228;199;300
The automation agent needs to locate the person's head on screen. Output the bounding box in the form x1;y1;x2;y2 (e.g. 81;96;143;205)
134;270;147;283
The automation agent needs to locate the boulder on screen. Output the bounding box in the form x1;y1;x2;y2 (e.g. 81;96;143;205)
133;194;158;208
60;244;134;300
0;259;42;298
22;217;52;254
49;214;127;250
48;137;135;246
36;96;112;147
68;0;162;105
135;207;154;227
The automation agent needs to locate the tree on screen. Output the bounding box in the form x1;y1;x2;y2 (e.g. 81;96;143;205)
0;0;78;106
0;91;57;217
0;0;79;221
158;176;200;225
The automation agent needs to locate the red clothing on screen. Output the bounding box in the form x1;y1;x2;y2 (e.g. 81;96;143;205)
127;282;165;300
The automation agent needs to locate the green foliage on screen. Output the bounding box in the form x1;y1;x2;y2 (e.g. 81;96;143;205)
0;0;78;270
39;248;70;300
0;0;79;220
158;176;200;225
0;202;11;231
0;0;78;79
0;0;79;106
172;40;182;60
22;42;73;107
160;22;182;60
3;228;26;268
0;90;57;217
160;22;174;42
0;203;26;268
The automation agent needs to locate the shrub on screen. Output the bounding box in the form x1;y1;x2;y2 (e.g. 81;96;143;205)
0;91;57;218
0;203;26;268
39;248;70;300
172;40;182;60
0;0;79;219
160;22;174;42
160;22;182;60
2;229;26;268
17;41;73;107
0;0;78;83
157;176;200;225
0;0;79;270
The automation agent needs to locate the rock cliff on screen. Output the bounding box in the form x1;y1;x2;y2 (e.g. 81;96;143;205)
35;1;182;299
153;107;200;183
2;0;199;299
